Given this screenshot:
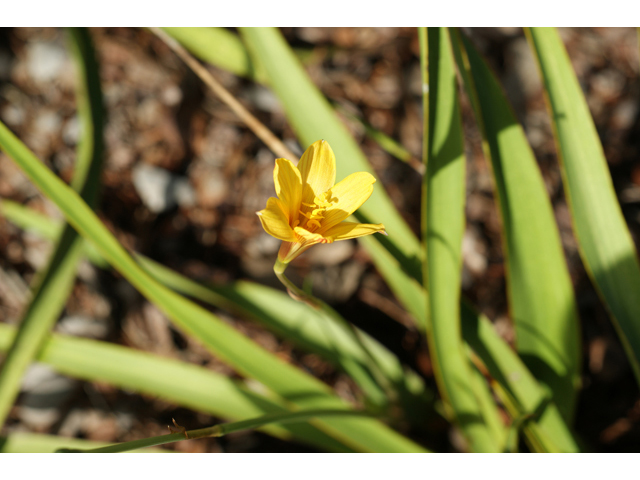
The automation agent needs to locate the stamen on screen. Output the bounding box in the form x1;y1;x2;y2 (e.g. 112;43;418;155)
299;192;335;231
307;219;322;230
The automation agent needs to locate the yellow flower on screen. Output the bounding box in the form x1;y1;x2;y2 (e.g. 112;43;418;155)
257;139;386;267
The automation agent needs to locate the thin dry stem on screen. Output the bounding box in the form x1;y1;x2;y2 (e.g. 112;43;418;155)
150;27;297;162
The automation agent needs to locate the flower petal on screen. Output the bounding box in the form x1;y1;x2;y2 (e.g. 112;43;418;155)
278;240;314;264
274;158;302;222
257;197;296;241
293;226;328;245
297;140;336;204
322;222;386;241
319;172;376;232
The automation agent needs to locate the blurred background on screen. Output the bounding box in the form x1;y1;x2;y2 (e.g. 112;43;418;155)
0;27;639;452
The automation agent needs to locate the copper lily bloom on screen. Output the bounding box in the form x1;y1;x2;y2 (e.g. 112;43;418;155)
257;140;386;268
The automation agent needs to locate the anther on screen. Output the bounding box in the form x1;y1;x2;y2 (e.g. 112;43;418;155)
307;219;322;230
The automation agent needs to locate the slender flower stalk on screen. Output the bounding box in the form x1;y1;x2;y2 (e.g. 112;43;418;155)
59;409;370;453
273;259;397;407
258;140;395;406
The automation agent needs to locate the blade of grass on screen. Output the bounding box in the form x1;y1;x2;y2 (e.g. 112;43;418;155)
0;28;105;426
2;204;389;407
0;199;107;268
357;235;428;331
0;323;352;452
467;349;506;448
68;409;370;453
0;199;432;422
450;28;581;423
422;27;502;452
239;27;423;284
0;122;427;453
136;257;432;415
527;27;640;383
333;103;424;173
419;26;429;164
0;432;167;453
461;303;579;452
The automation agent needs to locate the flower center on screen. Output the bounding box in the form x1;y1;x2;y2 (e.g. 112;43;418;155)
297;191;336;233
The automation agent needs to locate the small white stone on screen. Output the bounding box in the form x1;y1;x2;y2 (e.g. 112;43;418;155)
172;177;196;208
1;104;26;126
34;110;61;136
26;42;67;83
246;84;282;113
132;163;173;213
62;116;80;145
56;315;110;339
133;163;196;213
21;364;71;394
161;84;183;107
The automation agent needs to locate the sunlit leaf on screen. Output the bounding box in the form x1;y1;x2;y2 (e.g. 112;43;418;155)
528;27;640;382
422;27;504;452
451;28;581;423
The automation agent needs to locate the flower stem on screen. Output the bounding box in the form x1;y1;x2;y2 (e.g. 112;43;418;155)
59;408;370;453
273;261;399;407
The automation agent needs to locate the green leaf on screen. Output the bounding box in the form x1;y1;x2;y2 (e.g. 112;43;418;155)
0;323;350;452
160;27;267;83
0;199;107;268
333;103;422;170
0;121;426;453
0;28;105;426
468;349;507;447
423;27;502;452
450;28;581;423
136;256;432;414
72;409;371;453
356;235;427;331
0;199;433;423
0;432;167;453
461;303;579;452
527;27;640;382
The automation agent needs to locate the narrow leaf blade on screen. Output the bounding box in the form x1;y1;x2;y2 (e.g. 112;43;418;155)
451;28;581;423
528;27;640;381
423;27;502;452
0;27;105;425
